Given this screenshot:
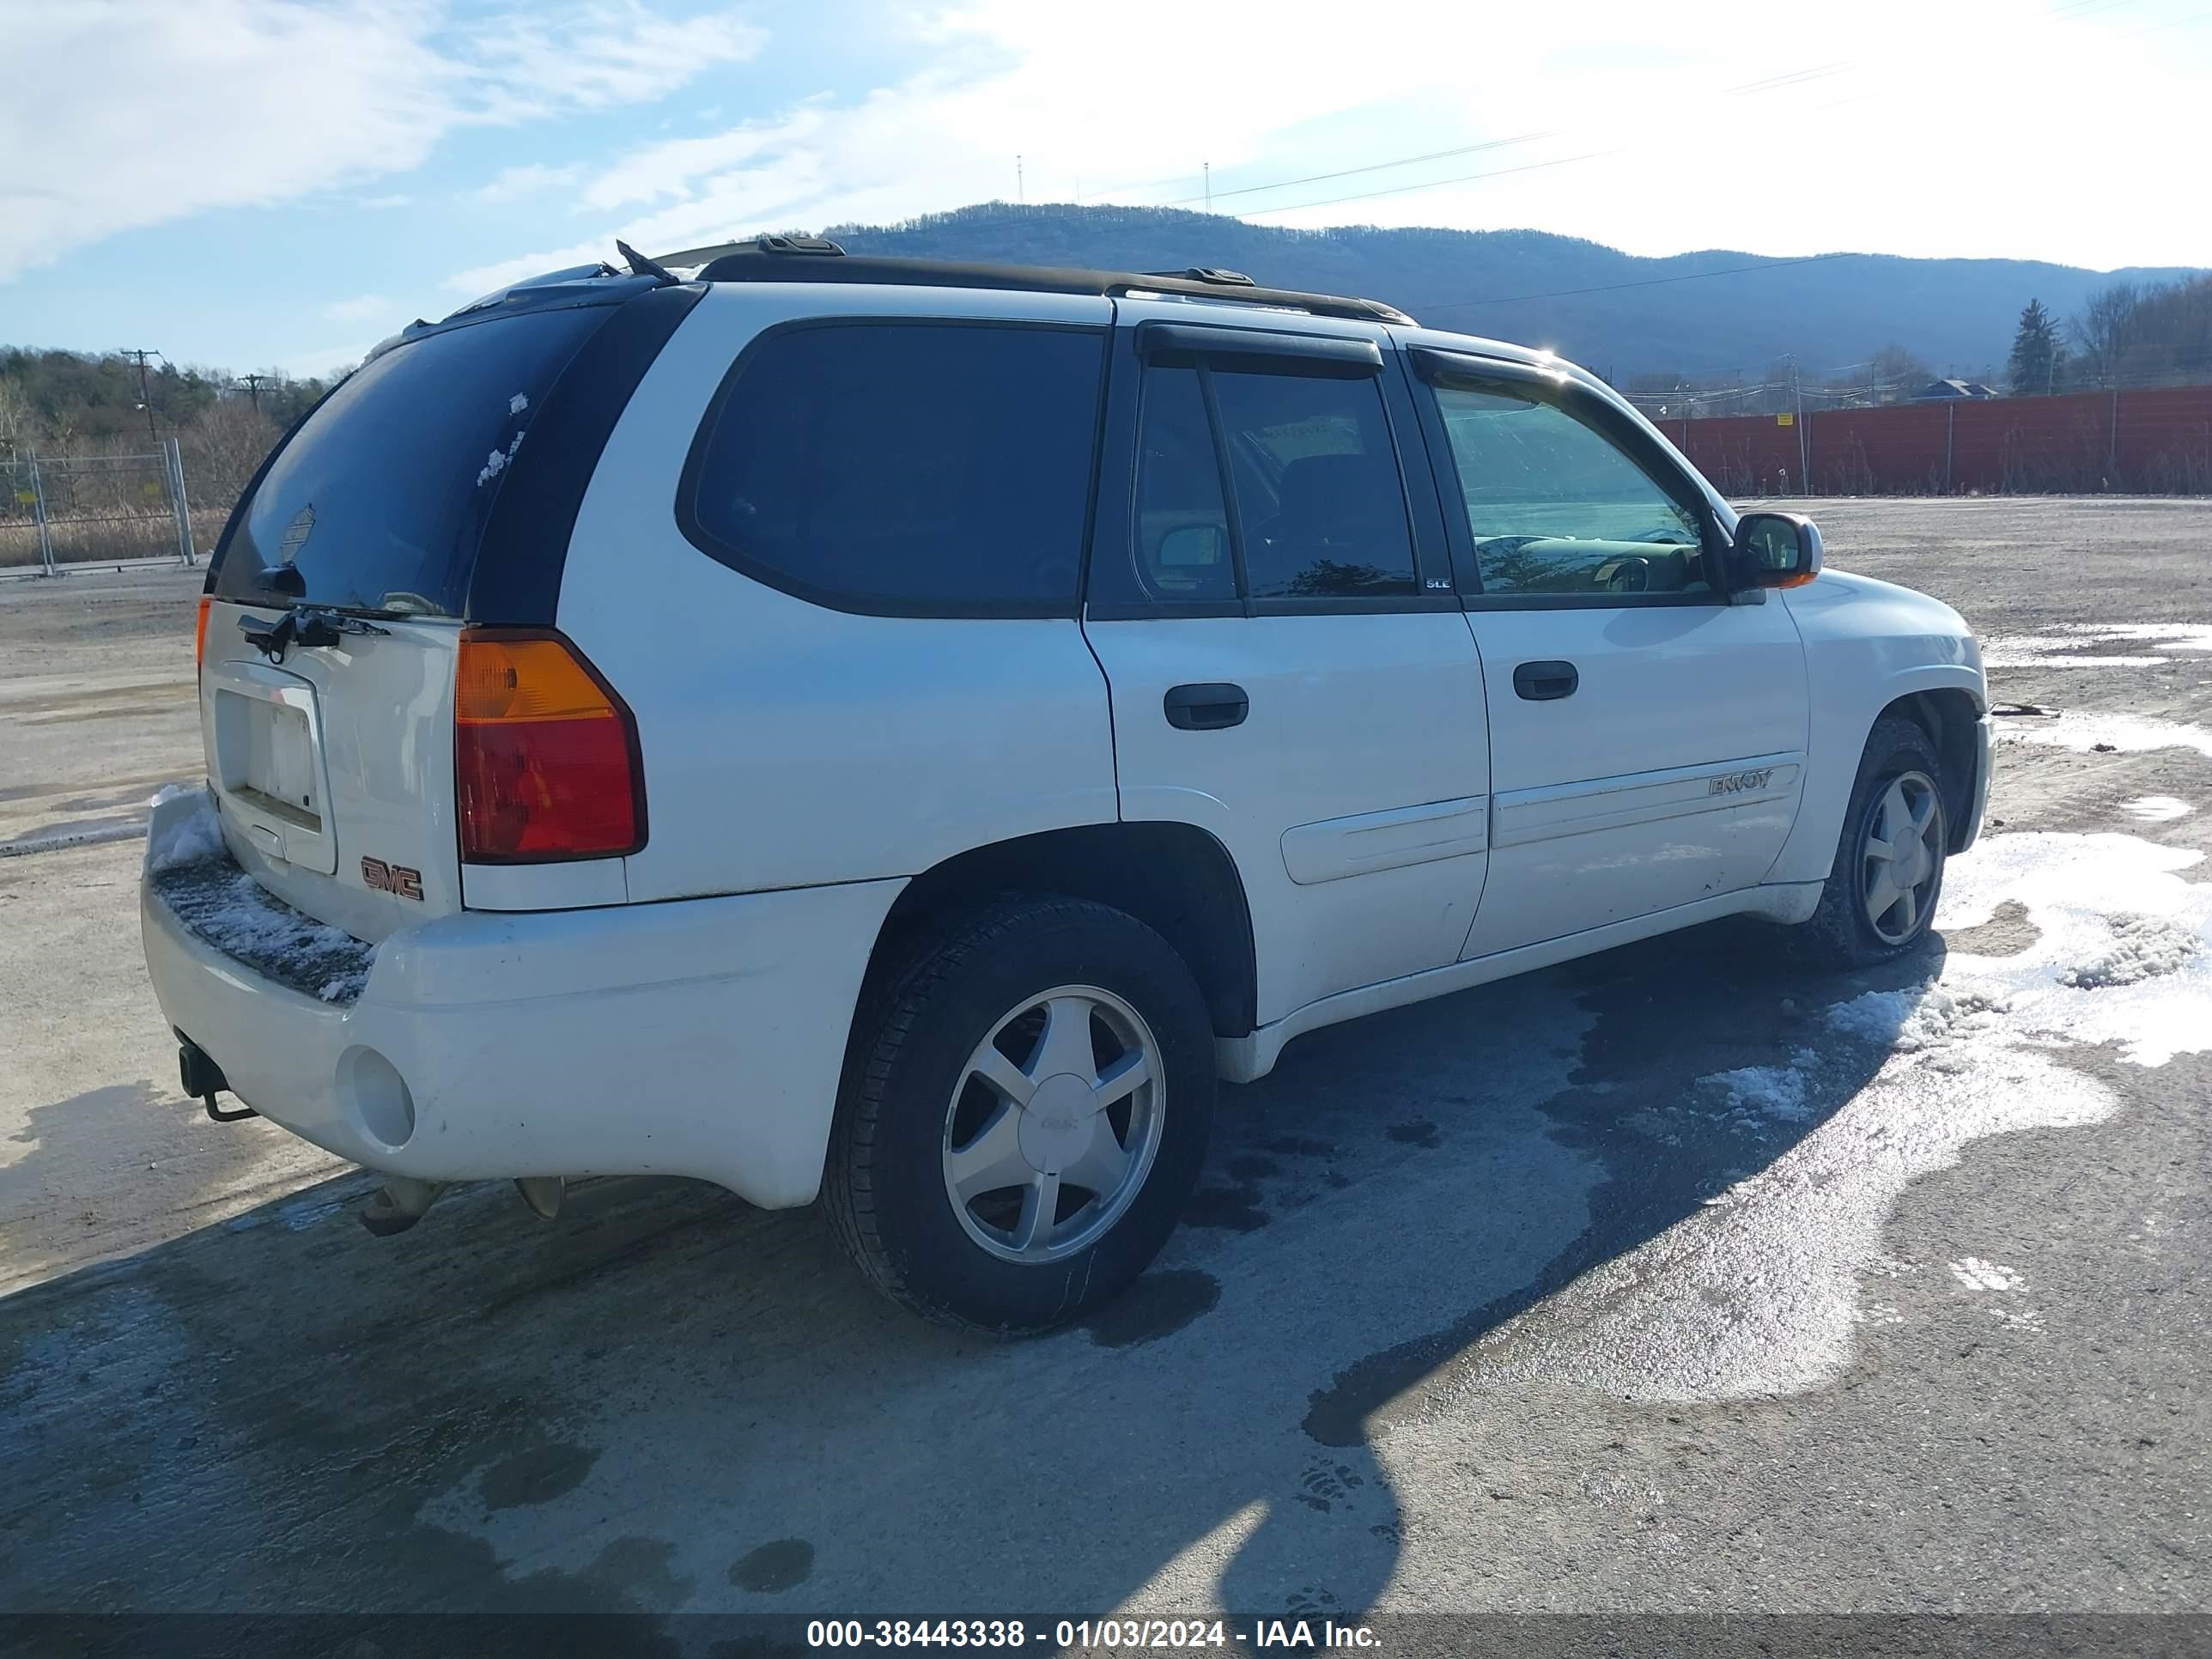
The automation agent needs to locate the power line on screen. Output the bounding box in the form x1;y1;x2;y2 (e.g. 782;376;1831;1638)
1121;65;1852;218
2114;4;2211;35
1236;148;1625;220
1164;129;1563;209
815;58;1863;251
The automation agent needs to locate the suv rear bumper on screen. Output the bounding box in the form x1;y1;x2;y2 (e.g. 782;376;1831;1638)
141;795;902;1208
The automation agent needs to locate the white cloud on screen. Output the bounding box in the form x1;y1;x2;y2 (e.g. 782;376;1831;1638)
0;1;765;283
323;294;393;325
471;162;589;203
443;0;2212;297
455;3;764;118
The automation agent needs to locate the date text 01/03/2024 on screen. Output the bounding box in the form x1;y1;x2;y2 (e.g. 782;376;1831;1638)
805;1619;1381;1649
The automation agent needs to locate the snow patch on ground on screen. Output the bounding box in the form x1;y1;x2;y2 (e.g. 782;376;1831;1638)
2057;913;2200;989
1982;622;2212;668
2124;795;2192;823
1993;710;2212;761
1948;1257;2021;1292
1942;832;2212;1064
1708;1048;1820;1122
1465;830;2209;1403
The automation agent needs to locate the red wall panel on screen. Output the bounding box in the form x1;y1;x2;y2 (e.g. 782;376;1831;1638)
1662;386;2212;496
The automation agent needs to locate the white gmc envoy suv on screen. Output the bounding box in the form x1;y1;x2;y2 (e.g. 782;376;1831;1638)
142;240;1990;1332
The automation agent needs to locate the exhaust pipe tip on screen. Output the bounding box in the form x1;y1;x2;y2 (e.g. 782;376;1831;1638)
358;1176;446;1237
514;1176;564;1222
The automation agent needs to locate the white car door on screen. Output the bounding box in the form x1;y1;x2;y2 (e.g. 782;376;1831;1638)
1082;307;1492;1026
1401;345;1811;959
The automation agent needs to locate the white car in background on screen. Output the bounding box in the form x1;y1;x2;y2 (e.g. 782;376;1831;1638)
141;242;1990;1332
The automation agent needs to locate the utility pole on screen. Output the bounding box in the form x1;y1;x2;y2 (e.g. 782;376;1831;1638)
1016;155;1024;204
1785;355;1808;495
240;372;264;413
125;348;161;446
1203;161;1211;212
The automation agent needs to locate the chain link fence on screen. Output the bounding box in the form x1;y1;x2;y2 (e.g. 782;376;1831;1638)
1;441;213;574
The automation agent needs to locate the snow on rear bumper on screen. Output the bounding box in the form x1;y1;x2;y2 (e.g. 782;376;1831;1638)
140;793;904;1207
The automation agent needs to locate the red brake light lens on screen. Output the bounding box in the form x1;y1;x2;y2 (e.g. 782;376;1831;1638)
454;630;645;862
194;596;211;671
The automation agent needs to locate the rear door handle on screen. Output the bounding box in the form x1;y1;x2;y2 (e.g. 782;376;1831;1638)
1164;682;1249;730
1512;660;1578;701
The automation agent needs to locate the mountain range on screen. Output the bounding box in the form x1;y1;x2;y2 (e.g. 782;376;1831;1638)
818;204;2202;384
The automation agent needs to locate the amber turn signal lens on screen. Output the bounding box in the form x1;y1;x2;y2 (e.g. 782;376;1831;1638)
454;629;644;863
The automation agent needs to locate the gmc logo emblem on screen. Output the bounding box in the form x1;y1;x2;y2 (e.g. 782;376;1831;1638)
361;857;424;900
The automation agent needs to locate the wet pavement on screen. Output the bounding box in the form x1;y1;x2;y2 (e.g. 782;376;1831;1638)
1;500;2208;1630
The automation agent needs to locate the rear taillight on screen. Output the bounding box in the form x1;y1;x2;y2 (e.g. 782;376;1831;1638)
194;596;210;672
454;629;645;863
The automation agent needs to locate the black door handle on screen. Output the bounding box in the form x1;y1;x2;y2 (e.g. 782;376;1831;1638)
1512;660;1578;701
1164;682;1249;730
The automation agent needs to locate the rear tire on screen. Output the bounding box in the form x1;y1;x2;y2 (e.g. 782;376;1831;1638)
1796;714;1948;969
824;896;1215;1334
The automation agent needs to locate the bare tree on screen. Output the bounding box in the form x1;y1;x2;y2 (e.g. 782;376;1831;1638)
177;397;281;511
0;375;36;451
1869;343;1934;401
2071;281;2142;388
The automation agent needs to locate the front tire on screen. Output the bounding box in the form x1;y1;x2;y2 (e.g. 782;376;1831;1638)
823;896;1216;1334
1798;714;1948;968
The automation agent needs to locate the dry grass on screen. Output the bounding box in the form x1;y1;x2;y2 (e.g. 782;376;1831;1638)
0;510;229;570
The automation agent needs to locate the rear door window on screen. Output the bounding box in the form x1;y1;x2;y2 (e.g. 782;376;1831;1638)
1208;368;1417;599
213;306;612;617
1098;348;1420;609
681;322;1107;614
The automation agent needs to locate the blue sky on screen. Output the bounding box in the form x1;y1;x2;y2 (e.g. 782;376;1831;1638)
3;0;2207;379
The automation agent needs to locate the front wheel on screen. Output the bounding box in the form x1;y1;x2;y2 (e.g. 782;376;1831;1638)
823;896;1215;1334
1797;714;1948;968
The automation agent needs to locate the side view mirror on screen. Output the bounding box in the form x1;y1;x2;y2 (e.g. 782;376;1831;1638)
1733;510;1823;590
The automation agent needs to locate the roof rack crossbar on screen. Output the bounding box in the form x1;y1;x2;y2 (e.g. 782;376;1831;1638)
689;249;1414;325
1143;265;1257;288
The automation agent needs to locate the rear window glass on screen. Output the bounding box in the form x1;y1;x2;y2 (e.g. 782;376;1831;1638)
213;307;611;617
684;322;1105;611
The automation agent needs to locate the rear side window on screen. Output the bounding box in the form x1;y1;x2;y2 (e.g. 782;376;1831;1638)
1209;368;1416;599
683;322;1106;614
214;307;611;617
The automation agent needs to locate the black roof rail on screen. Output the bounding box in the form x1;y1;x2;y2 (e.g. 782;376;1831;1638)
689;249;1415;325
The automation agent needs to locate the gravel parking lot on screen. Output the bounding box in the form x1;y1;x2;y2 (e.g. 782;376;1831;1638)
2;499;2208;1644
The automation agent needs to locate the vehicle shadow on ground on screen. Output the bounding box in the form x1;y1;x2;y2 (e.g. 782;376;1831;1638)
0;919;1950;1636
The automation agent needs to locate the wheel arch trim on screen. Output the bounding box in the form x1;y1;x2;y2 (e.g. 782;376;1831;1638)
860;820;1261;1041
